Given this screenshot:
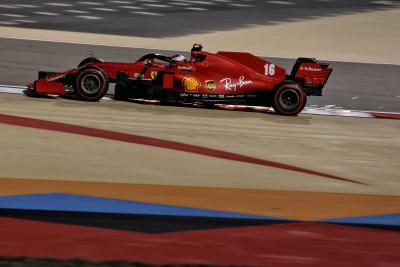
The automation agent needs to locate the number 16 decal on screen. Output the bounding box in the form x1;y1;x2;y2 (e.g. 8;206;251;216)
264;63;275;76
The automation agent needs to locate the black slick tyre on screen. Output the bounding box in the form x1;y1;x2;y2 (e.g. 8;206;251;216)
272;83;307;116
74;66;109;101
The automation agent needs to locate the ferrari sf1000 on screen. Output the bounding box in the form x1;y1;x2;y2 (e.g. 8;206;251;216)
27;44;332;116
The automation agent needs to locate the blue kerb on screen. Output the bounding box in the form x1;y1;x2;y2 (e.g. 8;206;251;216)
321;213;400;226
0;192;287;221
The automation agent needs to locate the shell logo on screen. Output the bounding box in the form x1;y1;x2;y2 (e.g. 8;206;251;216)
182;76;200;92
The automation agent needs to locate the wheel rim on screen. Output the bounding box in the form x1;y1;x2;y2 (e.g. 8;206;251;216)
80;74;101;95
278;88;300;110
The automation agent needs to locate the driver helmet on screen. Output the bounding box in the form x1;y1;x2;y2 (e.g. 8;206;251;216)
191;43;203;52
172;54;186;62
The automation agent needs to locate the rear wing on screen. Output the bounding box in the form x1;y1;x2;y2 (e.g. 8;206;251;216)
290;58;333;96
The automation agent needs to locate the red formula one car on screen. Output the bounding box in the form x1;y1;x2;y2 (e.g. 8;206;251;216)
27;44;332;115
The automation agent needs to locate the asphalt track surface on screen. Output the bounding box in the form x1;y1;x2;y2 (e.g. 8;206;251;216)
0;37;399;112
0;0;399;37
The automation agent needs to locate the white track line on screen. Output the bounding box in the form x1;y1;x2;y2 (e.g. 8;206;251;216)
170;2;192;6
119;5;144;9
0;14;26;18
0;21;19;25
44;3;74;6
267;1;295;5
143;4;171;7
108;0;132;3
0;5;20;9
76;15;103;20
91;7;118;11
132;11;164;16
0;85;26;94
13;19;37;23
14;4;40;8
77;1;104;5
301;108;372;118
33;12;60;16
229;3;254;7
185;7;208;10
65;10;91;13
0;85;112;101
188;1;215;5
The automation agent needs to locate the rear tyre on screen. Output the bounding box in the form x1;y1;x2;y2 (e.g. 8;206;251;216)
78;57;103;68
272;83;306;116
74;66;109;101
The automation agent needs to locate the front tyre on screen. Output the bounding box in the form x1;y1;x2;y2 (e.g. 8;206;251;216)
272;84;307;116
78;57;103;68
74;66;109;101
